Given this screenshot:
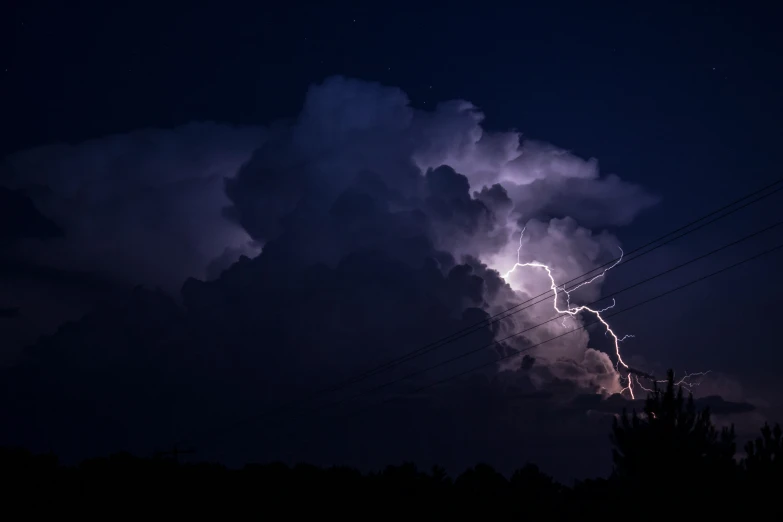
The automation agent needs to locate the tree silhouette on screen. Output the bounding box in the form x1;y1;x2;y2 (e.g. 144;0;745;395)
744;422;782;472
742;421;781;504
3;367;782;517
611;369;737;492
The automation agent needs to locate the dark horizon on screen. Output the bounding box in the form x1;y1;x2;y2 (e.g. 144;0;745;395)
4;376;781;517
1;1;782;484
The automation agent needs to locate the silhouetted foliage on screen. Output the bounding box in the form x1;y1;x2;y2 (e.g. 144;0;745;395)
609;370;751;517
612;370;736;482
1;369;780;518
744;422;782;473
742;421;782;503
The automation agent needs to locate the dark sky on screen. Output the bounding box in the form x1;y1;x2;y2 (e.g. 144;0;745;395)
4;2;782;200
1;1;782;481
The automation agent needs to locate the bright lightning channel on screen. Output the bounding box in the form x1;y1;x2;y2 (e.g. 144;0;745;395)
634;371;712;393
501;228;709;400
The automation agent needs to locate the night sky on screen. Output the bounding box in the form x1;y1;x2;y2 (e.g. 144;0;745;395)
2;1;782;482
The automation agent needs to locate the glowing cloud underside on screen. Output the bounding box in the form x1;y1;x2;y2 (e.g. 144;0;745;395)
1;76;670;395
502;228;709;399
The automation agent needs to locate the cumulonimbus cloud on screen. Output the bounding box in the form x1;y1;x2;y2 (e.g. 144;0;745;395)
0;122;266;291
1;77;661;388
0;76;680;473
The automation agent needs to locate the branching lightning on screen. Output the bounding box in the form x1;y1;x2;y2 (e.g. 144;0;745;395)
635;371;712;393
502;228;710;400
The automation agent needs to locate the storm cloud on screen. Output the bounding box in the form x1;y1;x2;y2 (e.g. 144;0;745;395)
2;76;729;481
1;122;265;291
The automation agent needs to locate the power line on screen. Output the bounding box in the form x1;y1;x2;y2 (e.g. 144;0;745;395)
289;218;783;417
261;177;783;415
337;238;783;420
345;185;783;373
183;178;783;452
206;215;782;449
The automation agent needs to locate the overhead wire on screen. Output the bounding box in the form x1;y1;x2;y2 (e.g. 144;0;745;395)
284;217;783;418
336;238;783;420
201;206;783;448
259;177;783;416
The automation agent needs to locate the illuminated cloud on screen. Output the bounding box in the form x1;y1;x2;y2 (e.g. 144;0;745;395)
1;76;661;391
0;77;681;471
1;122;265;292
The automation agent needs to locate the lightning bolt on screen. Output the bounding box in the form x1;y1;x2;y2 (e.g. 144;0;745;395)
634;370;712;393
503;228;637;397
501;229;711;400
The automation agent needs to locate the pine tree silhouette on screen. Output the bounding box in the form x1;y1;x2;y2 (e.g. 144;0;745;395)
744;422;782;473
611;369;737;492
742;421;782;507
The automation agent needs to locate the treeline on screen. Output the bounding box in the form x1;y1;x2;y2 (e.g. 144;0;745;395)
2;371;781;518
